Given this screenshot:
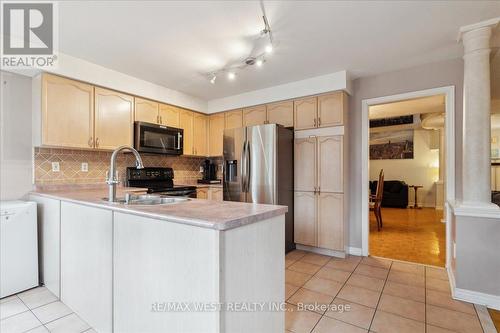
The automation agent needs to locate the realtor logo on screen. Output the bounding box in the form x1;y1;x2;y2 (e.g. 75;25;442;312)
1;1;58;68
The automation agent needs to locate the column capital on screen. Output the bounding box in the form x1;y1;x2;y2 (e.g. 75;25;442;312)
458;17;499;54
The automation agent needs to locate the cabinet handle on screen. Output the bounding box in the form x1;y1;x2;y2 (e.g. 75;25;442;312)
160;116;163;124
314;118;317;127
318;117;321;127
318;186;321;194
95;138;100;148
314;187;317;195
88;137;93;147
157;115;160;124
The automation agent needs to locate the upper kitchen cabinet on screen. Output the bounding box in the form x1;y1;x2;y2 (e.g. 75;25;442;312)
41;73;94;148
225;109;243;129
243;105;267;126
94;87;134;150
193;113;208;156
317;136;343;192
294;96;317;130
317;92;346;127
159;104;180;127
294;137;316;192
179;109;194;156
267;100;293;127
209;113;225;157
135;97;159;124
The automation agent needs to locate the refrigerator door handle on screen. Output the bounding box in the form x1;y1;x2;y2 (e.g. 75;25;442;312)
246;141;251;194
241;141;247;192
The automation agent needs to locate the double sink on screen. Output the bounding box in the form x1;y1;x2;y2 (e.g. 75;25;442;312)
104;194;190;206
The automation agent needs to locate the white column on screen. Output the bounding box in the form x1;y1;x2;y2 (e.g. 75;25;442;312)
461;26;497;208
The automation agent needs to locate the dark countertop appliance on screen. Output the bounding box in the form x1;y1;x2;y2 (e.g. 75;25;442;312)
126;167;197;198
134;121;183;155
198;160;219;184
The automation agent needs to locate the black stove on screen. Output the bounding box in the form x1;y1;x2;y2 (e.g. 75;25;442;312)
126;167;197;198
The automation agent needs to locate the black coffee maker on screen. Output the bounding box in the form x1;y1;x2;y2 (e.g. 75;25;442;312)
199;160;219;184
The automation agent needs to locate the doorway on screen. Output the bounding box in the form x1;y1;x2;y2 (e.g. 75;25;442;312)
361;86;456;268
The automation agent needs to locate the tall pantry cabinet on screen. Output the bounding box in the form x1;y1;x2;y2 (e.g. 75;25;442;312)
293;91;348;256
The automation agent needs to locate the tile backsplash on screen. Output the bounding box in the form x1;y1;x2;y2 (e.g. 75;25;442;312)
34;147;222;185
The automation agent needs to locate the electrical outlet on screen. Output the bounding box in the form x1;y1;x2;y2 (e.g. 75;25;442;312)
199;166;204;173
81;162;88;172
51;162;60;172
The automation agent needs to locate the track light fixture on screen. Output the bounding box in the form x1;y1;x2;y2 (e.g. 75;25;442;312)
205;0;274;84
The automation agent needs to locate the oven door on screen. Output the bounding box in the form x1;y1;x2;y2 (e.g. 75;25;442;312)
135;122;183;155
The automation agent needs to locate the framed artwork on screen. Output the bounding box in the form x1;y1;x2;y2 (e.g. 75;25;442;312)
370;129;414;160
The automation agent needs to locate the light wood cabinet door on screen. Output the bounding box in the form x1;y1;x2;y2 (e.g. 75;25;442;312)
159;104;180;127
294;97;317;130
94;87;134;150
318;136;343;193
179;109;194;155
193;113;208;156
209;113;225;156
42;73;94;148
318;92;344;127
135;97;159;124
209;188;223;201
294;191;317;246
294;138;317;191
267;100;293;127
243;105;267;126
225;109;243;129
317;193;343;251
197;188;208;199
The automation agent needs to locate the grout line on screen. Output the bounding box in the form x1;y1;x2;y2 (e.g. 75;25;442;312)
367;260;393;332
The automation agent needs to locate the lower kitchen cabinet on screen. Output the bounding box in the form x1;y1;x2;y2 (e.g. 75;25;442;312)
60;202;112;333
197;187;223;201
197;188;209;199
294;192;316;246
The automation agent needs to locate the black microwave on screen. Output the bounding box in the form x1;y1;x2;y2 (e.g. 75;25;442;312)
134;122;183;155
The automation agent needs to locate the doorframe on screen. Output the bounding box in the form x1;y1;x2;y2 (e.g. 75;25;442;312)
360;86;456;268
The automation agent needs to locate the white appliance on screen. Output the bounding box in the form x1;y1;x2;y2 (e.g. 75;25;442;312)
0;201;39;297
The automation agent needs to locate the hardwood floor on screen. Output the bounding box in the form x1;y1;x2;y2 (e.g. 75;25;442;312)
369;207;446;267
489;308;500;332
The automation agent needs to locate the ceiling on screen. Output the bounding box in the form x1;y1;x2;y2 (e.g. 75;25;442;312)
58;1;500;100
369;95;445;120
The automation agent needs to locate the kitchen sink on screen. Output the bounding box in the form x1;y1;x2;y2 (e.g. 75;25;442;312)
103;194;190;205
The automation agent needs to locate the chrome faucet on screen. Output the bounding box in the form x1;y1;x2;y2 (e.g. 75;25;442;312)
106;146;144;202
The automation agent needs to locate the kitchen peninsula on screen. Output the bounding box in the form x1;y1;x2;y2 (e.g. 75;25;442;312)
29;187;287;333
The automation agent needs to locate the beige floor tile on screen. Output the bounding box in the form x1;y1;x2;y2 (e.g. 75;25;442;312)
286;258;298;268
17;287;58;309
303;277;343;297
286;269;313;287
286;283;300;300
371;310;425;333
0;311;42;333
313;316;368;333
286;250;308;262
315;267;351;284
426;278;451;294
289;261;323;275
382;281;425;303
426;324;457;333
387;270;425;287
0;297;28;320
325;297;375;330
426;289;475;315
25;326;50;333
45;313;90;333
288;288;334;314
32;301;72;324
377;294;425;322
425;267;449;281
361;257;392;269
285;303;322;333
326;259;359;272
390;262;425;276
346;274;385;292
0;295;19;304
301;253;331;266
426;304;483;333
337;285;380;308
354;264;389;280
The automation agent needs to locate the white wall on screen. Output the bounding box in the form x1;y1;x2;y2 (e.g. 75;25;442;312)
369;129;439;207
0;71;33;200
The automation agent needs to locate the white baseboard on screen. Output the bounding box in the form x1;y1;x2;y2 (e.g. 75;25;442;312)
347;247;363;256
296;244;346;259
448;266;500;310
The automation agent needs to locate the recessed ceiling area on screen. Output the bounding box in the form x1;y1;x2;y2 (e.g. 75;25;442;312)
58;1;500;100
369;95;445;120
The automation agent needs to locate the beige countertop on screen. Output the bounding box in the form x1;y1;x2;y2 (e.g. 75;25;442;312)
30;186;286;231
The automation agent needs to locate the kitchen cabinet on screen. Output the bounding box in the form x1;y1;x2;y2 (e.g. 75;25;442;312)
317;193;344;251
60;202;112;333
318;92;345;127
41;73;94;148
267;100;293;127
29;195;60;297
179;109;194;156
209;187;223;201
318;136;343;192
294;192;316;246
225;109;243;129
197;188;208;199
135;97;159;124
159;104;180;127
294;96;317;130
193;113;208;156
294;137;316;192
209;113;225;156
243;105;267;126
94;87;134;149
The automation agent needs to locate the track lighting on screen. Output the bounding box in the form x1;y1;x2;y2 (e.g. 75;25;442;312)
265;44;273;54
256;59;263;67
227;72;236;80
210;74;216;84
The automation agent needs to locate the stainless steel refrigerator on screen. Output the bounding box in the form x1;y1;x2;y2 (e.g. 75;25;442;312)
223;124;294;252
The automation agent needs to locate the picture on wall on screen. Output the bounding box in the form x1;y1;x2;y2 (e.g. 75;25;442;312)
370;129;414;160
